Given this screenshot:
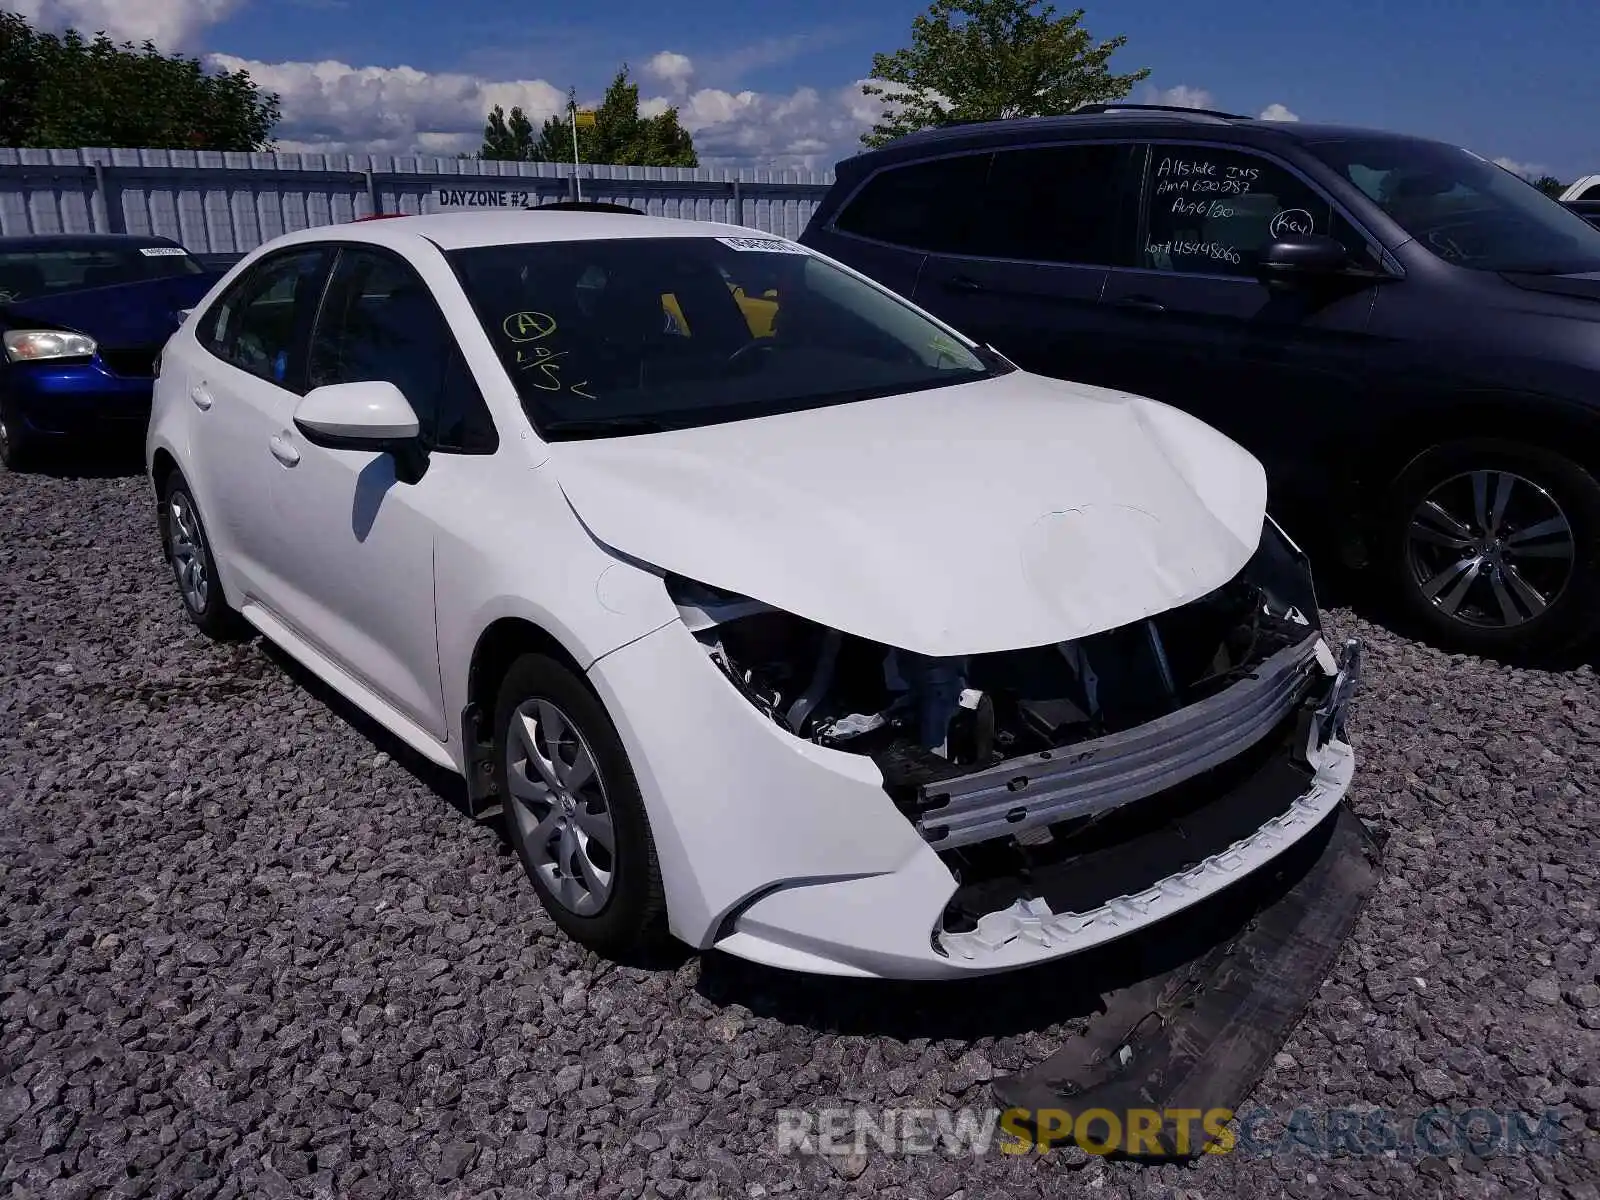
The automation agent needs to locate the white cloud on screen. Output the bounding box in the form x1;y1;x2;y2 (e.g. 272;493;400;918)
10;0;240;48
644;51;696;97
209;55;569;158
1140;88;1300;122
1492;156;1544;180
1141;85;1217;110
215;52;896;169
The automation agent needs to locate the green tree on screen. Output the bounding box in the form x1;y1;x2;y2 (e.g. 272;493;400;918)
479;104;538;161
859;0;1149;148
1533;175;1566;199
530;67;698;167
0;11;279;151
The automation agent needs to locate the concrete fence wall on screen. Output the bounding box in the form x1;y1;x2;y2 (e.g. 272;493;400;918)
0;148;837;263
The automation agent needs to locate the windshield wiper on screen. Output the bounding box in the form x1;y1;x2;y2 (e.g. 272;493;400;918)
540;416;676;440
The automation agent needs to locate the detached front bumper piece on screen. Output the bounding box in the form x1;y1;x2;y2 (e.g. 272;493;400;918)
992;794;1384;1160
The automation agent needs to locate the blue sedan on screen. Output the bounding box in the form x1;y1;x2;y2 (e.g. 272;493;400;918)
0;234;225;470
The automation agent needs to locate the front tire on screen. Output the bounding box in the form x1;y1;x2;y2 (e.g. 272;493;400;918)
160;473;241;640
493;653;670;959
0;402;35;472
1383;439;1600;658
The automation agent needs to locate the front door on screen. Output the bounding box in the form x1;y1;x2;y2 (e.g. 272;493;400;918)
259;245;498;741
914;141;1143;391
1098;142;1383;505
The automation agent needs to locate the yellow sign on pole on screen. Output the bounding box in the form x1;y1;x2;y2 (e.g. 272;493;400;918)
573;109;597;129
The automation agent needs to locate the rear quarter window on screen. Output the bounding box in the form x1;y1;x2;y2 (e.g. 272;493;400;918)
831;154;993;254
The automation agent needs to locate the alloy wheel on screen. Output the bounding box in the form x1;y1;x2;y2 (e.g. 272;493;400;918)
168;491;211;613
506;697;616;916
1404;469;1576;629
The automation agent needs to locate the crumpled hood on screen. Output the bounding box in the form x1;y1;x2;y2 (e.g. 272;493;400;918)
551;372;1268;657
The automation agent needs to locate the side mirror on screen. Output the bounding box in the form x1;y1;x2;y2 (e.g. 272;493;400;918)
293;380;420;451
1257;234;1350;283
292;380;429;482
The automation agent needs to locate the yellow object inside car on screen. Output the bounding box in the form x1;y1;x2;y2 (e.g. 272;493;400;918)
662;281;777;340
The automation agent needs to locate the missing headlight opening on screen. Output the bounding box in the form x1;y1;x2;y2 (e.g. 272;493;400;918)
676;514;1320;771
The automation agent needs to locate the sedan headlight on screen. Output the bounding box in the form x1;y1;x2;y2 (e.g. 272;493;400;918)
2;329;97;363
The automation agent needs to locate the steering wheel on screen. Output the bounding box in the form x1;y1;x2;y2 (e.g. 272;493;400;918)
726;339;780;371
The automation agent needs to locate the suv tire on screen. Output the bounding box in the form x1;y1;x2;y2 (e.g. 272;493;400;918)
1383;438;1600;658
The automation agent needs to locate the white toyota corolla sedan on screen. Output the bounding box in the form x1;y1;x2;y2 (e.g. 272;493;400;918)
146;210;1362;979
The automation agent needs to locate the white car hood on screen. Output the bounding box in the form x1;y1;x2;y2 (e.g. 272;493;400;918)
550;372;1269;657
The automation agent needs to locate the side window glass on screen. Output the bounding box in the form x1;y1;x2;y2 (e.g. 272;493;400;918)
972;143;1137;265
308;249;497;454
203;249;326;387
1141;146;1356;277
831;154;993;253
1577;183;1600;201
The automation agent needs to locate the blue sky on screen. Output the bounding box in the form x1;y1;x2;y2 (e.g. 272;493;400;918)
18;0;1598;179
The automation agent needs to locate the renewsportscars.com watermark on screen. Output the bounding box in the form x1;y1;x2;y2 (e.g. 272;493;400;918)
775;1105;1572;1160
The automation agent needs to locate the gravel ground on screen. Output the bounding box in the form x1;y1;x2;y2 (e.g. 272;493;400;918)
2;460;1598;1200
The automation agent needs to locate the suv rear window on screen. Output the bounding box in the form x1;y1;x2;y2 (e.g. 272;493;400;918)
832;155;992;253
971;143;1137;265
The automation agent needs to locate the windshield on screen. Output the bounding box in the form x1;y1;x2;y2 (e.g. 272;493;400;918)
447;235;1005;438
1304;137;1600;275
0;242;204;304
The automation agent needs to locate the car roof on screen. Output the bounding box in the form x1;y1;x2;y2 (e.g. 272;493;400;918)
276;210;770;254
832;111;1465;174
0;233;185;251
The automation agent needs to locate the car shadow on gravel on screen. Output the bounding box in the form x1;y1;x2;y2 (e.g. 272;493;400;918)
250;638;479;823
250;626;1365;1055
11;441;146;480
693;812;1349;1049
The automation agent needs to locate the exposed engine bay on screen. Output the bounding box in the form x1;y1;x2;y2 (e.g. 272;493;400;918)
670;517;1323;805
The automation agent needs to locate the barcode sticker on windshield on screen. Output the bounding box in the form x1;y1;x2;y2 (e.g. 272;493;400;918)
715;236;809;254
138;246;189;256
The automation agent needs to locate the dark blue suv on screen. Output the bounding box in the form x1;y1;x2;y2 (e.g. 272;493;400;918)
799;105;1600;659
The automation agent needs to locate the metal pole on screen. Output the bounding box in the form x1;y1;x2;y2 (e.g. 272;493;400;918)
91;162;126;234
570;106;583;202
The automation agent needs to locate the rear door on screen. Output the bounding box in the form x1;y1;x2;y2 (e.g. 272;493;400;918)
186;246;332;602
913;141;1142;389
803;153;992;300
1098;142;1385;497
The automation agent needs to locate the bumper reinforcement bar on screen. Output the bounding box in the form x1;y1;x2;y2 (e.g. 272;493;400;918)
916;635;1331;850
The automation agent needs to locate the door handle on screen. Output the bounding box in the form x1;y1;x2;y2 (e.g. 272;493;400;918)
943;275;986;294
1116;296;1167;314
269;434;301;467
189;383;213;411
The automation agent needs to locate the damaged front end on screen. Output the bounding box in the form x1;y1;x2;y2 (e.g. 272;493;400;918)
671;516;1361;962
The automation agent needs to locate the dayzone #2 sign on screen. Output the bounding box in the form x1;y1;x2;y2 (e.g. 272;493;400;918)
433;188;536;210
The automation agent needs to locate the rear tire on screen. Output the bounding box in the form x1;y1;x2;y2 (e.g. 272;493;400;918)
1383;439;1600;658
493;652;671;960
160;473;243;640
